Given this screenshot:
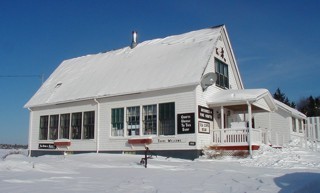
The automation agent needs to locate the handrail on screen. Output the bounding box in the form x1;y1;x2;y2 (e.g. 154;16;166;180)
212;128;266;145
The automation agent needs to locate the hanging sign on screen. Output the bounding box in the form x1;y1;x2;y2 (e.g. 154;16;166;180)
198;105;213;121
177;113;195;134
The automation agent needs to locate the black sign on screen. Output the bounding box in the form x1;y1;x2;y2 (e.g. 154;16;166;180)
39;143;56;149
198;105;213;121
189;141;196;146
177;113;195;134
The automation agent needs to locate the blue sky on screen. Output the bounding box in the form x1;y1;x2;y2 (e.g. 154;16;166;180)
0;0;319;144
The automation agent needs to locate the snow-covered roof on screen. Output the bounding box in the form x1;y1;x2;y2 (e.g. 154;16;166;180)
274;100;306;119
206;89;277;112
25;26;223;108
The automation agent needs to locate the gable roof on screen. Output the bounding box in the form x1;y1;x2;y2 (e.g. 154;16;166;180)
25;26;227;108
206;89;277;112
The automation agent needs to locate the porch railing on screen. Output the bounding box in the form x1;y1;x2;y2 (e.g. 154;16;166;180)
212;128;267;146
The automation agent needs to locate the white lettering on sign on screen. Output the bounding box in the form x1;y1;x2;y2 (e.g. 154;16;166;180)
158;139;183;143
198;106;213;121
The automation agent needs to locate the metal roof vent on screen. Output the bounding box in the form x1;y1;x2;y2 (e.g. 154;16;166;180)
131;31;138;49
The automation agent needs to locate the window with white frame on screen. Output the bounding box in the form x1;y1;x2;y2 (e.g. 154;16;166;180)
292;118;297;132
83;111;95;139
111;108;124;136
143;105;157;135
59;113;70;139
159;102;175;135
71;112;82;139
49;115;59;140
39;115;48;140
127;106;140;136
215;59;229;89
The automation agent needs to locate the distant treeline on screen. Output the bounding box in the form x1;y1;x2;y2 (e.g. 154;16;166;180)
0;144;28;149
273;88;320;117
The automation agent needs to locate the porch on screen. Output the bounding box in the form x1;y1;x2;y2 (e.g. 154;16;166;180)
206;89;277;156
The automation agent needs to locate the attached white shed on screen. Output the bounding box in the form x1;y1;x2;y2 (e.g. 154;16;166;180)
254;100;306;147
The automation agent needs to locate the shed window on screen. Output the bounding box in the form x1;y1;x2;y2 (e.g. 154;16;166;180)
143;105;157;135
39;116;49;140
159;102;175;135
127;106;140;136
83;111;95;139
111;108;124;136
215;59;229;89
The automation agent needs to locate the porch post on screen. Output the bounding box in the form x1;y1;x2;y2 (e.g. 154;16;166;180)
221;106;224;143
247;102;253;158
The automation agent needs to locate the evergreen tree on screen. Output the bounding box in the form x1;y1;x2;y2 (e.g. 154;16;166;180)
297;96;320;117
273;88;296;108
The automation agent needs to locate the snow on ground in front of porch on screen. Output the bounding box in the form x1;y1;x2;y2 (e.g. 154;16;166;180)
1;143;320;193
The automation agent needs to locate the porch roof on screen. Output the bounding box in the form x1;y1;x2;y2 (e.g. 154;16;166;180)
206;89;277;112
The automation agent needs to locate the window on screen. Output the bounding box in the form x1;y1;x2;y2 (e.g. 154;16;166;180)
59;114;70;139
39;116;49;140
111;108;124;136
83;111;95;139
292;118;297;132
159;102;175;135
215;59;229;89
127;106;140;136
143;105;157;135
71;112;82;139
49;115;59;140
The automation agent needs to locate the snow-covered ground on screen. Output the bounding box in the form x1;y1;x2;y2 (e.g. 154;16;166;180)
1;144;320;193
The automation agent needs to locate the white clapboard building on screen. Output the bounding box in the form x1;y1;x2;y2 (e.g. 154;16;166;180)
25;25;291;159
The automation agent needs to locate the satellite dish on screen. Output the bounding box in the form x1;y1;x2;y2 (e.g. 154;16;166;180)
201;72;217;91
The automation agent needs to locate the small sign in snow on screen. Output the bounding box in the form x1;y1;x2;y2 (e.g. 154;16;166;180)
38;143;56;149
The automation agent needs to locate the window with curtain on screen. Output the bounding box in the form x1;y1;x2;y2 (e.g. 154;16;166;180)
143;105;157;135
127;106;140;136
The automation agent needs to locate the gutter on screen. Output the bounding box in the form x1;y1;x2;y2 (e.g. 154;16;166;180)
27;108;33;157
94;98;100;153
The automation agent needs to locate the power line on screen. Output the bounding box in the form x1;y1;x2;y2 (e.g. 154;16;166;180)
0;74;45;84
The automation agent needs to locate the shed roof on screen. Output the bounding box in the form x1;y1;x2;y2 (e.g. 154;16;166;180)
274;100;306;119
25;26;224;108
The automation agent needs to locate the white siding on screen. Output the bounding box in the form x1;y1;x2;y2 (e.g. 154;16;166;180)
30;100;97;151
97;86;198;152
255;108;290;146
29;86;200;152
